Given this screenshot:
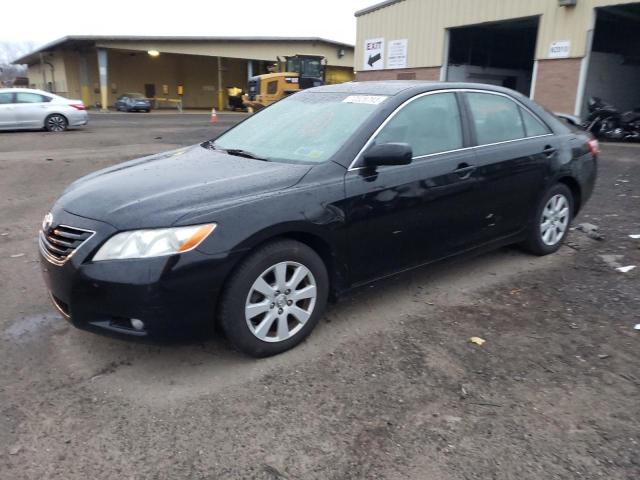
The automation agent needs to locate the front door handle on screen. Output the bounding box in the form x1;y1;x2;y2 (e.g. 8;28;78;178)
453;163;476;179
543;145;557;157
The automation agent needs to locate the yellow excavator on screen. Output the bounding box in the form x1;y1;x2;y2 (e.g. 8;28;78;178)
244;55;326;111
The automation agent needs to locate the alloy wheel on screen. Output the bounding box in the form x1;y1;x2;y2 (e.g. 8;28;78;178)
46;115;67;132
245;261;317;343
540;194;570;246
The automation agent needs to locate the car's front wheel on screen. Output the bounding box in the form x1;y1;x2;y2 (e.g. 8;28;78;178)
219;239;328;357
523;183;574;256
44;114;68;132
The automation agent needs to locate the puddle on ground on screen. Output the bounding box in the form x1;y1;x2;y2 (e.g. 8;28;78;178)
4;312;65;341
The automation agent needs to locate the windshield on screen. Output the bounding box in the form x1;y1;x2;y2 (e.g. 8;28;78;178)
212;92;386;164
287;58;323;77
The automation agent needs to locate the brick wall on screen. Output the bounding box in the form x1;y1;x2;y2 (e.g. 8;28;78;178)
533;58;582;114
355;67;441;81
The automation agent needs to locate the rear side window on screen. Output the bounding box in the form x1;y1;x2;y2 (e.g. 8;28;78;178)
466;93;525;145
376;92;463;157
521;107;551;137
0;92;13;104
15;92;51;103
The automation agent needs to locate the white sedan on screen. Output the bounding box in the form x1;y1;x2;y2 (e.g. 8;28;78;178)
0;88;88;132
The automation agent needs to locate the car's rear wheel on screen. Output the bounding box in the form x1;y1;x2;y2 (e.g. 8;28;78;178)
219;239;328;357
44;114;68;132
523;183;574;256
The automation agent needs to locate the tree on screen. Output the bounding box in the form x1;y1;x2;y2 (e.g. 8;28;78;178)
0;41;35;87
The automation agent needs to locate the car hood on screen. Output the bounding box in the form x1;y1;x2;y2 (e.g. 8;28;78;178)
57;145;312;229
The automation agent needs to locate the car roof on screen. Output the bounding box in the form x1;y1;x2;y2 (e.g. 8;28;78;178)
308;81;523;98
0;87;55;96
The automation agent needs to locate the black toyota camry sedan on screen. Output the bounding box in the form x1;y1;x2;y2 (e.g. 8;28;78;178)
39;81;598;357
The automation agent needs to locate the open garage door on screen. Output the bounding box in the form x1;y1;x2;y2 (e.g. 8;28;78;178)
445;17;539;97
582;3;640;118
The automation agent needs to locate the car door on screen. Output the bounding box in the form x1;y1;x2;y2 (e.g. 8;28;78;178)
344;91;485;284
13;92;52;128
0;92;17;129
462;91;558;242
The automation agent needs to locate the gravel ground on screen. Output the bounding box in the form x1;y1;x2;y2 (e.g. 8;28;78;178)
0;115;638;479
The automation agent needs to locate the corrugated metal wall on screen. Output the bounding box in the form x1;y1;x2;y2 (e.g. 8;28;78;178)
356;0;639;70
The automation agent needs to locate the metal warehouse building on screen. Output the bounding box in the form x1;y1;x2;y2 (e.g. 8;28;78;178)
355;0;640;117
14;36;354;110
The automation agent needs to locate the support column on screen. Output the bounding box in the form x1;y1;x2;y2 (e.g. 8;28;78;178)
529;60;539;99
247;60;254;80
97;48;109;112
79;54;91;106
575;10;597;118
217;56;224;111
440;29;450;81
39;53;47;91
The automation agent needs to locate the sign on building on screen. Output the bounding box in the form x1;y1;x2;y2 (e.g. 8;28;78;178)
549;40;571;59
387;39;408;69
363;38;385;70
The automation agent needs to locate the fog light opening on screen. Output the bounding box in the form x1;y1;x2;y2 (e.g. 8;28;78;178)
130;318;145;331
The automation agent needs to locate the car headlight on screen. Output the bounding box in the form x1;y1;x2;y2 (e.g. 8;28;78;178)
92;224;216;261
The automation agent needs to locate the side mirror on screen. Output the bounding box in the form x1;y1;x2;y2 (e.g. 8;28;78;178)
362;143;413;168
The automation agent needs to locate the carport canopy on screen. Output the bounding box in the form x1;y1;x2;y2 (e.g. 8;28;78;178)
13;35;354;110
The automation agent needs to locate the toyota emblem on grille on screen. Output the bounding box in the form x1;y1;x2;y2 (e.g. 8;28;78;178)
42;212;53;232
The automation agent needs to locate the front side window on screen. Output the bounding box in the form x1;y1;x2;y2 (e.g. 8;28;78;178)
213;92;385;164
15;92;50;104
467;93;525;145
376;92;463;157
301;59;322;77
0;93;14;104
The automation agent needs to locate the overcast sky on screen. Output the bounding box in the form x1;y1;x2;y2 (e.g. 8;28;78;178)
2;0;375;48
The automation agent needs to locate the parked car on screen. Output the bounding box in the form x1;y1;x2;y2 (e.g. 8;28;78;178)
39;82;598;357
115;93;152;112
0;88;87;132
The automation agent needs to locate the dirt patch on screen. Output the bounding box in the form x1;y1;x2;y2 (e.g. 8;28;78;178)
0;123;638;479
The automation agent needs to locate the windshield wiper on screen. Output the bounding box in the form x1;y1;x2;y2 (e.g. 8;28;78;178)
202;141;269;161
223;149;269;161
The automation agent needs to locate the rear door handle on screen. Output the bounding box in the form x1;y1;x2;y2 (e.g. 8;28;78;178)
543;146;557;157
453;163;476;179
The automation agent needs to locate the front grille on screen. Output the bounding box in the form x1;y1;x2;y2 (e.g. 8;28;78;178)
39;225;95;265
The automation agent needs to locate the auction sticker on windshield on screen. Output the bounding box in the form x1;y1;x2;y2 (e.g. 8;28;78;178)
342;95;388;105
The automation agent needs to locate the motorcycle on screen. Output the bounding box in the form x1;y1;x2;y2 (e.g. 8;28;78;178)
583;97;640;141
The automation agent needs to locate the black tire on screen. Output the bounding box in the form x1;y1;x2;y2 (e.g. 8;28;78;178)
219;239;329;357
523;183;574;256
44;114;68;132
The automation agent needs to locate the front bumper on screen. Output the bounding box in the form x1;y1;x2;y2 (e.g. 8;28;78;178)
39;209;241;340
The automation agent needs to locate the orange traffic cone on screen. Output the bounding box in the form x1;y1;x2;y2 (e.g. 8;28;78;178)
210;107;218;124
